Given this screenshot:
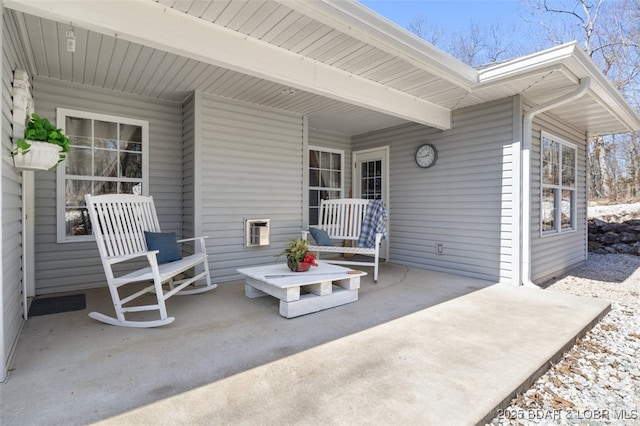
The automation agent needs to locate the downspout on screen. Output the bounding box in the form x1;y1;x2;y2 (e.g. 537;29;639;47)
521;77;591;287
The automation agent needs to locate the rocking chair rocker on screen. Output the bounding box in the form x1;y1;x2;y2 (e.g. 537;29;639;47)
85;194;217;327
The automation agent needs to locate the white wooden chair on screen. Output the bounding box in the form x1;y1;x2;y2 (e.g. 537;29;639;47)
302;198;386;282
85;194;216;327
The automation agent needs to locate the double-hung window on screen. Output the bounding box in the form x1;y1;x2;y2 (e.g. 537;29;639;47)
56;109;149;242
541;131;577;235
308;147;344;226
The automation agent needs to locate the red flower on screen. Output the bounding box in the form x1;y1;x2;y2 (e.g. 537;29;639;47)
303;252;318;266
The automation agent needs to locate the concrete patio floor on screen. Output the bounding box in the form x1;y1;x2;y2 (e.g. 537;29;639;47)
1;262;609;426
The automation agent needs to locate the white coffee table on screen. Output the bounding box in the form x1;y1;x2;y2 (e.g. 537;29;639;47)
236;261;367;318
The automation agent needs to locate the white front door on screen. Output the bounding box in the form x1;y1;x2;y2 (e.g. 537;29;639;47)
353;146;389;260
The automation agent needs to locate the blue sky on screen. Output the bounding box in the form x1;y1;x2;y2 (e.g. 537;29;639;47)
358;0;526;31
357;0;546;64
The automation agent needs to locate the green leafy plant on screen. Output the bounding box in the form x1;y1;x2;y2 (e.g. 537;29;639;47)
11;113;71;163
276;238;318;271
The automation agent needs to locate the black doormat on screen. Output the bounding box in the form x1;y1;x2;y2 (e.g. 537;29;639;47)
28;294;86;317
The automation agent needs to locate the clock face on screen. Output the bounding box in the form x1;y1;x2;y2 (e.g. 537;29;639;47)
415;144;437;168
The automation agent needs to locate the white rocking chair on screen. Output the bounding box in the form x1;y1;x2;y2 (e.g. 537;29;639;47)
85;194;217;328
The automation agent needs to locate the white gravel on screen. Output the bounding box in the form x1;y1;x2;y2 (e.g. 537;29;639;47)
487;253;640;425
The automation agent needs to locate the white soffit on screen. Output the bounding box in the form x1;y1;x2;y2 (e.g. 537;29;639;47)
4;0;453;130
276;0;478;90
476;42;640;134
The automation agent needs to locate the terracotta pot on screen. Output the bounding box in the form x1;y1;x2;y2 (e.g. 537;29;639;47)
287;258;310;272
295;262;311;272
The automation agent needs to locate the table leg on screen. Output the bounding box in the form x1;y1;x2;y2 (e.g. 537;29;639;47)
279;286;359;318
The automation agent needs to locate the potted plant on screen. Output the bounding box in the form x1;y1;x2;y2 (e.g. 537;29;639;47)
276;238;318;272
11;113;71;171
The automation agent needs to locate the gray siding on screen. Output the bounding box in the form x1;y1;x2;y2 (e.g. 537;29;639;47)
199;95;303;282
32;77;183;294
2;9;30;381
353;98;517;282
530;112;587;282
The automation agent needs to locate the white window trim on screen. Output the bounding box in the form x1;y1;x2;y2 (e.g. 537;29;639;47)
540;131;577;237
308;145;345;196
56;108;149;243
307;145;345;226
352;145;389;201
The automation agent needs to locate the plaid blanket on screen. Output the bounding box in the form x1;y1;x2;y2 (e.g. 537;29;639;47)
357;199;388;248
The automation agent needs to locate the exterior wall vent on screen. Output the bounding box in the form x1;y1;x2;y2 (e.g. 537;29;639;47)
245;219;270;247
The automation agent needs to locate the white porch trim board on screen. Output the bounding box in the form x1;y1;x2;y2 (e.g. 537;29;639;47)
0;3;5;382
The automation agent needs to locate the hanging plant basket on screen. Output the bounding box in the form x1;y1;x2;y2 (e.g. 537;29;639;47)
11;113;70;171
12;140;63;171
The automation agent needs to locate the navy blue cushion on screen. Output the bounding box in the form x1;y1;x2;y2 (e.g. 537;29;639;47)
309;227;334;246
144;231;182;264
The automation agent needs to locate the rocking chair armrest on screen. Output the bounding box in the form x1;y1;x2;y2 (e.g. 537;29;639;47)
176;236;209;244
177;236;209;251
106;251;159;265
301;230;309;240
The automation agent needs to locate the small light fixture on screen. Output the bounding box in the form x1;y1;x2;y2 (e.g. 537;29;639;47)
281;88;297;95
66;27;76;53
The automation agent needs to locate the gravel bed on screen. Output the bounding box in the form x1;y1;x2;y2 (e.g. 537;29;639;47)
487;253;640;425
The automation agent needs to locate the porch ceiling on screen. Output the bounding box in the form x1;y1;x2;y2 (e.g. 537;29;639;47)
8;8;414;136
4;0;639;136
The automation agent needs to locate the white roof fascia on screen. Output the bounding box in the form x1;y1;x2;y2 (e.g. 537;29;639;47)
477;42;578;83
568;46;640;132
477;41;640;133
278;0;478;91
476;64;564;91
4;0;452;130
304;0;639;133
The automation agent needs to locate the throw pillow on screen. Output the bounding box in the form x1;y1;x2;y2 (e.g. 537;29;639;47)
309;227;334;246
144;231;182;264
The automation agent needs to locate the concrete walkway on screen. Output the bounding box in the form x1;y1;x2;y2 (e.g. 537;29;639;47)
1;263;609;426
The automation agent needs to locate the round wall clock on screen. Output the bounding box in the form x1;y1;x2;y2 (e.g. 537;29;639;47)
415;143;438;168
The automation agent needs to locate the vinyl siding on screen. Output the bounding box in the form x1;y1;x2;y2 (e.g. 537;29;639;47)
353;97;517;282
2;9;31;380
32;77;183;294
530;112;587;282
199;95;303;282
